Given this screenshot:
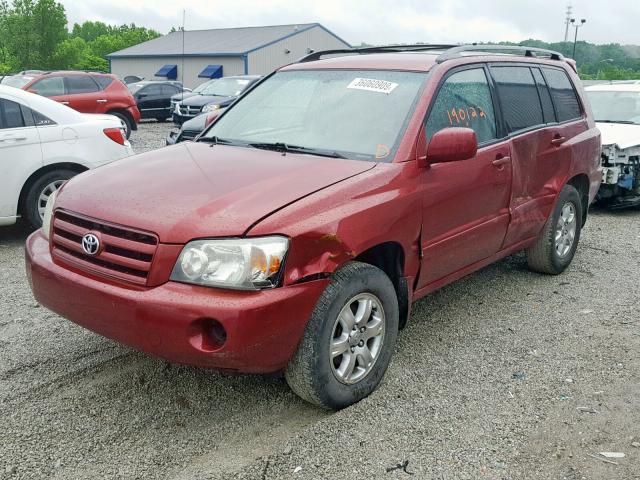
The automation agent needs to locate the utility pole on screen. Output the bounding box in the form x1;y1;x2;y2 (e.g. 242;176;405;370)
564;5;573;42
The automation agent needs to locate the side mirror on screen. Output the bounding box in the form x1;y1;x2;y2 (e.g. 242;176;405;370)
425;127;478;165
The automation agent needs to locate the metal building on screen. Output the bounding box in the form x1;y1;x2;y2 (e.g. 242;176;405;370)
106;23;351;88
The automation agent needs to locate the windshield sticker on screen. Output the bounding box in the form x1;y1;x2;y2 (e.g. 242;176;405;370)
347;78;399;94
375;144;391;159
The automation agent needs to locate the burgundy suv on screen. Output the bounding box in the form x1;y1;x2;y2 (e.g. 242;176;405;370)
6;71;140;137
26;45;601;409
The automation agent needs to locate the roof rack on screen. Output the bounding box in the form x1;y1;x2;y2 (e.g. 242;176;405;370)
435;44;564;63
296;43;566;65
297;44;458;63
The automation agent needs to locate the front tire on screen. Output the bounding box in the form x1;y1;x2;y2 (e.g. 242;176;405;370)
109;112;132;139
285;262;399;410
23;169;77;230
526;184;583;275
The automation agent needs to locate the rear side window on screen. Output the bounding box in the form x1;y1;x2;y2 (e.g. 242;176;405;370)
531;68;556;124
491;66;543;133
543;68;582;122
31;77;65;97
0;99;26;129
162;84;180;95
92;76;113;90
425;68;497;144
66;76;100;94
32;110;56;126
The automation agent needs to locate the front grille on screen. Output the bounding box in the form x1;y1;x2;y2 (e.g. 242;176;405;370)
178;105;201;116
51;210;158;286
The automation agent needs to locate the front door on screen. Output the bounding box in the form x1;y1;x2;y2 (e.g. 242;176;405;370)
417;66;512;288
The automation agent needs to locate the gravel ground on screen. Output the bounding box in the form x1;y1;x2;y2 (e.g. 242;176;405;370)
1;123;639;479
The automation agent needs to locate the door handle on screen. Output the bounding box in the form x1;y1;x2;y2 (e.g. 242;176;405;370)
551;135;566;146
492;155;511;168
97;99;108;103
0;134;27;141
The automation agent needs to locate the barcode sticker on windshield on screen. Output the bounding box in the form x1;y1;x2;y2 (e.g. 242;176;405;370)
347;78;398;94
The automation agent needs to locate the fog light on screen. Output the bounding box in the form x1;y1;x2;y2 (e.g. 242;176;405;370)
188;318;227;352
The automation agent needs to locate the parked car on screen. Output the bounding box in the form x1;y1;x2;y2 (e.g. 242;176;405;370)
172;75;261;124
0;85;133;229
585;83;640;207
26;45;601;409
169;78;219;117
128;80;187;122
4;71;140;138
166;109;225;145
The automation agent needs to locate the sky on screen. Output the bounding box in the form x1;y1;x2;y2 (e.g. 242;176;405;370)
58;0;639;46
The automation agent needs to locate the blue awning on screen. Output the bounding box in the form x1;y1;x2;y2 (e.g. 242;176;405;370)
198;64;223;79
155;64;177;80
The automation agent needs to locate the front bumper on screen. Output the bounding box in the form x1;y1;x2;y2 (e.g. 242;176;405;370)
25;230;327;373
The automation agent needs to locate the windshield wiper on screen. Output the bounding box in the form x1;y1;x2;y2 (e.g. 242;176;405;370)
596;119;638;124
248;142;348;159
198;136;237;146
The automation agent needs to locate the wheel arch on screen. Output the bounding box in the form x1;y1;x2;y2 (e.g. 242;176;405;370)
18;163;88;216
353;241;411;329
566;173;590;226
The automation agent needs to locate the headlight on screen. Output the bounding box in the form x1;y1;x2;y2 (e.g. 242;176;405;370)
170;236;289;290
41;189;57;240
202;103;221;113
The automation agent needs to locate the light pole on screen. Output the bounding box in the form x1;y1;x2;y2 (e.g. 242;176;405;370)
571;18;586;59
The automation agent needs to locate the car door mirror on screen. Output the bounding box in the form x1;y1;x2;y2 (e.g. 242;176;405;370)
426;127;478;164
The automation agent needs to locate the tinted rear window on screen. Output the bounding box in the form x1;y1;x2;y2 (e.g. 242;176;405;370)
66;75;100;94
531;68;556;123
0;99;26;129
492;66;543;133
93;76;113;90
543;68;582;122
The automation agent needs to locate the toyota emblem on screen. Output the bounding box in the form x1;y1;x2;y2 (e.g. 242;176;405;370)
81;233;100;256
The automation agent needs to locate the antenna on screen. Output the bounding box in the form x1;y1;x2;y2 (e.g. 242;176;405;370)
181;9;185;93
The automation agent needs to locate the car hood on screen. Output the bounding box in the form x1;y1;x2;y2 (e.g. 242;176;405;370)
596;122;640;149
181;95;234;107
181;112;209;131
56;142;376;243
171;91;198;102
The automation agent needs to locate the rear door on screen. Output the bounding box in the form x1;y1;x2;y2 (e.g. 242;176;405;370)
418;66;512;288
136;84;163;118
490;64;585;246
0;96;43;219
65;75;103;113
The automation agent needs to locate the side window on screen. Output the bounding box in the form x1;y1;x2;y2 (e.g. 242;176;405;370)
425;68;497;144
543;68;582;122
491;66;543;133
531;68;556;124
145;85;162;95
30;77;65;97
66;76;100;94
0;99;26;129
161;84;179;96
92;76;113;90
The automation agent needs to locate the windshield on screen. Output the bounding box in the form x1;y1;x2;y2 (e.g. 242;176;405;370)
203;70;427;161
199;77;253;97
127;83;147;94
1;75;33;88
193;79;216;93
587;90;640;124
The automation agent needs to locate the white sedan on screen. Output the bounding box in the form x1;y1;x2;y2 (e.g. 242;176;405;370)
0;85;134;228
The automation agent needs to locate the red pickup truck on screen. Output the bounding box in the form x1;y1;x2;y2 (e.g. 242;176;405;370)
26;45;601;409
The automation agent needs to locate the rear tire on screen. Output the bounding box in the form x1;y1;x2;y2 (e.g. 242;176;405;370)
23;169;77;230
285;262;399;410
526;184;582;275
109;112;132;139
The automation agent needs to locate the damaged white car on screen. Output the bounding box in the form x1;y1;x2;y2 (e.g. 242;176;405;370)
586;82;640;208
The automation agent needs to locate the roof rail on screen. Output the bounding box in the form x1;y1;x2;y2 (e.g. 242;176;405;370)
435;44;565;63
297;44;458;63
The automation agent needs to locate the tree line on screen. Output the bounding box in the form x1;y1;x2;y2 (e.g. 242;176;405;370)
0;0;160;74
1;0;639;79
